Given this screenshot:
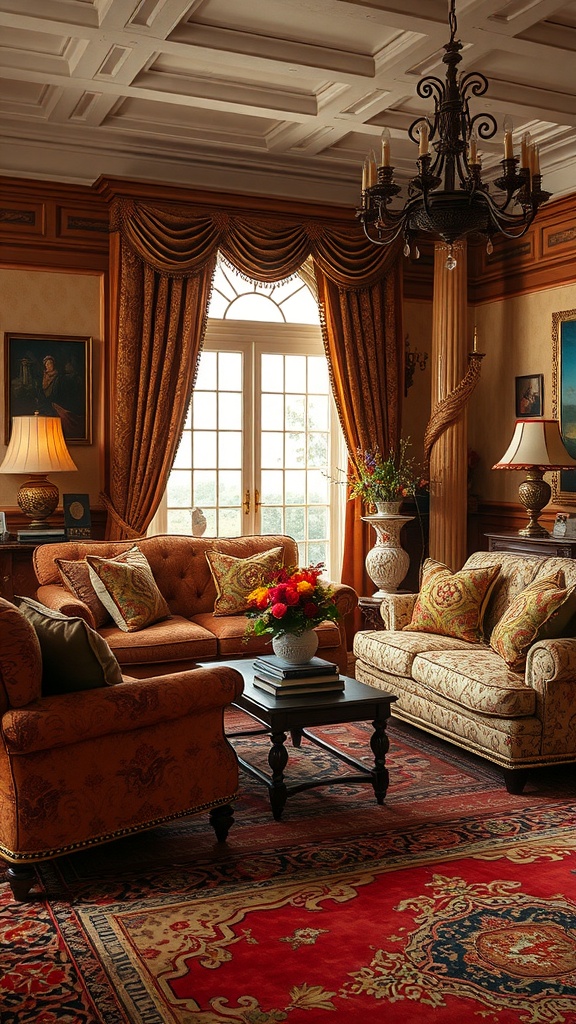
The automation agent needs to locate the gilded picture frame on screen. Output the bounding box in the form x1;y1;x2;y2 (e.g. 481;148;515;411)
4;332;92;445
552;308;576;504
515;373;543;418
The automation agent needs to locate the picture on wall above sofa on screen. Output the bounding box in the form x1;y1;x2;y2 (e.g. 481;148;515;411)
4;332;92;444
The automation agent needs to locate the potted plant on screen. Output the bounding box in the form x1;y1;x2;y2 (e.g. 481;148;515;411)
348;437;422;513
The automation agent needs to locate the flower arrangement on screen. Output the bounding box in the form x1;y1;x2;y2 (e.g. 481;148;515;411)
348;437;423;505
245;562;340;638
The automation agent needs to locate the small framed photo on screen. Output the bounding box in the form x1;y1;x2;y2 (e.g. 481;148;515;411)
553;513;567;538
515;374;543;418
4;332;92;444
63;493;91;538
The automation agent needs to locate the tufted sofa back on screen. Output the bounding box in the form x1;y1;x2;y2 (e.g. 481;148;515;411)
464;549;576;639
33;534;299;618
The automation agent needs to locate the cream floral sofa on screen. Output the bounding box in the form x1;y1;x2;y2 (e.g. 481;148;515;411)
353;550;576;792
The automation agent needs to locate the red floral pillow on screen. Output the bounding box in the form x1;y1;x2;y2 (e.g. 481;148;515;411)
403;558;501;644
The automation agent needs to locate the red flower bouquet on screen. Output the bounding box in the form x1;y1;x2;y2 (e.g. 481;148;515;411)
245;563;340;638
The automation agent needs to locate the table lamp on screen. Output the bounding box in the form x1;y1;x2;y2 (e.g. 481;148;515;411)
0;414;78;527
492;418;576;537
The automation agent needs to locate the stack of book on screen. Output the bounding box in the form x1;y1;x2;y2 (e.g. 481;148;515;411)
17;527;67;543
252;655;344;698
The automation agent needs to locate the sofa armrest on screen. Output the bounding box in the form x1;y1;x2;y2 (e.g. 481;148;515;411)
35;584;95;627
379;592;417;630
526;638;576;754
330;582;358;617
2;665;244;755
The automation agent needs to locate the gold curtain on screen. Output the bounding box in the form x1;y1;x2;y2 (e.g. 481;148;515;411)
315;263;404;638
103;197;403;579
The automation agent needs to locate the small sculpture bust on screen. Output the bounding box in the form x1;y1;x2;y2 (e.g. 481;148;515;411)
191;507;207;537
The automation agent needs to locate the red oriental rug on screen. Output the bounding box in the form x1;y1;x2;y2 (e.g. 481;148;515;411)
2;714;576;1024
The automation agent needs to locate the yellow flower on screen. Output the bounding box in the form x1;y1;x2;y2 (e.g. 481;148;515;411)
296;580;314;595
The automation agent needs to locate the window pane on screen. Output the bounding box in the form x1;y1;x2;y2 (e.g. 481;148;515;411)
285;354;306;392
285;469;305;505
261;470;283;504
261;432;284;468
193;471;216;507
218;391;242;429
262;354;283;392
167;471;191;507
285;394;305;429
285;432;305;467
308;506;327;540
285;506;305;540
193;392;217;430
308;541;327;565
218;431;241;468
203;508;217;536
193;431;216;468
167;508;192;533
307;469;328;503
261;393;284;430
195;351;217;390
308;356;329;393
261;506;283;533
308;395;328;430
219;508;242;536
307;432;328;468
218;470;241;506
218;352;242;388
173;431;192;469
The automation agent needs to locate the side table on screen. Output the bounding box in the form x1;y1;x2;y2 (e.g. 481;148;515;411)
485;532;576;559
0;540;42;601
358;595;385;630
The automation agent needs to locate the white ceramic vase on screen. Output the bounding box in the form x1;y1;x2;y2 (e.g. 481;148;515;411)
272;629;319;665
374;500;402;515
361;512;414;597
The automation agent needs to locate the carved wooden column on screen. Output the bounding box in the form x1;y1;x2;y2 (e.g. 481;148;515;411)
429;240;468;570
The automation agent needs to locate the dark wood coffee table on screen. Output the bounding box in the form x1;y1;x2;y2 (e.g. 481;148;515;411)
208;659;397;820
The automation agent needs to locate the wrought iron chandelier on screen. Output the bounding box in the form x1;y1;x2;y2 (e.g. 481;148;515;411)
357;0;551;267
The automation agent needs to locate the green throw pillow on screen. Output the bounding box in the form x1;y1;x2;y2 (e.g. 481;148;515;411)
18;596;123;695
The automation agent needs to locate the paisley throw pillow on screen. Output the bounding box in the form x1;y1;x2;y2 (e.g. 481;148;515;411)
403;558;501;644
206;546;284;616
490;572;576;671
86;546;171;633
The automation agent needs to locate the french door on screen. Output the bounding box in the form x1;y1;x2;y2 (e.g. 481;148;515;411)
165;320;345;577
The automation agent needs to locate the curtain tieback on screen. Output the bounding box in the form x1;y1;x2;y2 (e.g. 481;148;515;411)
99;492;142;539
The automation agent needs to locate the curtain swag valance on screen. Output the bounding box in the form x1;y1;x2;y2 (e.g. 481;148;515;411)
111;197;399;288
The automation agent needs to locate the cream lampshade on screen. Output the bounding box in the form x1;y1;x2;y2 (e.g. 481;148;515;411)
0;414;78;527
493;418;576;537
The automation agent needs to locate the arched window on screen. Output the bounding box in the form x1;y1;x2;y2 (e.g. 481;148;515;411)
153;260;346;578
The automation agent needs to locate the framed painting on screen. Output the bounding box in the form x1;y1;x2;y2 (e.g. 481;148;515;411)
552;309;576;504
515;374;543;417
4;333;92;445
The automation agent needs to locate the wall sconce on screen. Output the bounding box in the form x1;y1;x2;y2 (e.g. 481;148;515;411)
492;418;576;536
405;334;428;396
0;414;78;527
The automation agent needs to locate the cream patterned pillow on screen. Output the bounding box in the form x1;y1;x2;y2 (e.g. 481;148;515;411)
206;547;284;616
86;546;171;633
490;572;576;671
403;558;501;644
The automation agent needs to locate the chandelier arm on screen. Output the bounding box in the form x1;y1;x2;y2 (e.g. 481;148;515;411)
459;71;490;103
361;215;407;247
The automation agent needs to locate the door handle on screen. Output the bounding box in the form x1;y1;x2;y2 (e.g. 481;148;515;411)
255;489;261;511
243;489;250;515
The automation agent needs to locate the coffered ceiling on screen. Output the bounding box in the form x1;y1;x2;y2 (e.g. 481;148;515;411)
1;0;575;207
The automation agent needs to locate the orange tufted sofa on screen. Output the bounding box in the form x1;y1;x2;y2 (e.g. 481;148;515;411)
33;534;357;676
0;596;244;901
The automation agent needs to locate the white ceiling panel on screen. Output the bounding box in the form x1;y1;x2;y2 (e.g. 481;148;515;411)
0;0;574;205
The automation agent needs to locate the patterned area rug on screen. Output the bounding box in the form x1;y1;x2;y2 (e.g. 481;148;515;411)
2;714;576;1024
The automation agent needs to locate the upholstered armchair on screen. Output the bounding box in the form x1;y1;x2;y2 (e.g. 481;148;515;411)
0;597;244;901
